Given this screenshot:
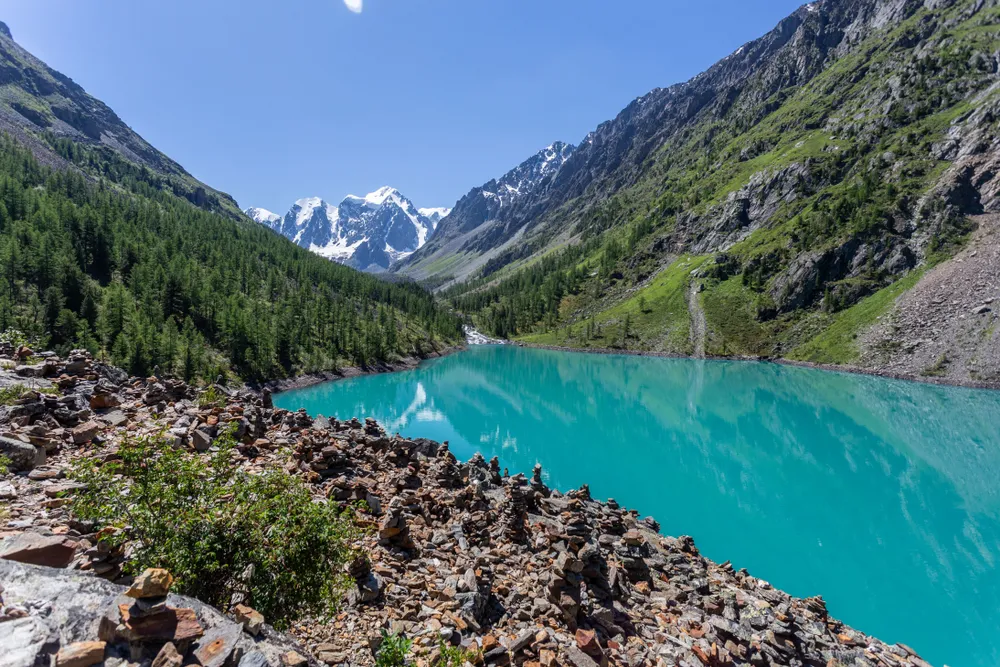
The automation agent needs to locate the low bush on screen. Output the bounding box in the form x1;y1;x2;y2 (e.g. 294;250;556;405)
197;385;228;409
376;632;413;667
436;641;477;667
70;430;360;627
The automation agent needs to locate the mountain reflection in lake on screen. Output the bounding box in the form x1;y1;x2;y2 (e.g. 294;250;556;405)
276;345;1000;667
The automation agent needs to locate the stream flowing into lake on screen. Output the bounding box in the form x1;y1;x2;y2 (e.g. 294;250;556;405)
275;345;1000;667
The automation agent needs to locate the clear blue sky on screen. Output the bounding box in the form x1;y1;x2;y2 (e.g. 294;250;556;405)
0;0;804;214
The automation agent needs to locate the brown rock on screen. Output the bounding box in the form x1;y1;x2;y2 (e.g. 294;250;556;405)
126;568;174;598
0;533;78;568
691;645;711;665
621;530;644;546
539;650;557;667
71;421;101;444
119;604;203;644
575;629;603;659
90;393;121;410
233;603;265;636
55;642;106;667
151;642;184;667
282;651;309;667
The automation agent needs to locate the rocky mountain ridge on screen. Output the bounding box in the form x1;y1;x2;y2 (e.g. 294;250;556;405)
248;188;449;272
440;0;1000;381
0;21;241;217
396;142;575;284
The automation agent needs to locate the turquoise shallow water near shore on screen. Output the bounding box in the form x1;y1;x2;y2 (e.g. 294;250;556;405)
276;345;1000;667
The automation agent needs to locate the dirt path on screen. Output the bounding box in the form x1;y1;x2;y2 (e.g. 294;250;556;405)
857;214;1000;383
688;279;707;359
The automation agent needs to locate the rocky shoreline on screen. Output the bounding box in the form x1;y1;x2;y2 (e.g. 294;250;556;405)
0;346;935;667
518;343;1000;391
258;346;465;394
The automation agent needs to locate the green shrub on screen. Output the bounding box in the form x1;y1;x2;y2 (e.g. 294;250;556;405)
197;385;227;409
0;454;10;476
70;431;360;627
436;641;477;667
376;632;413;667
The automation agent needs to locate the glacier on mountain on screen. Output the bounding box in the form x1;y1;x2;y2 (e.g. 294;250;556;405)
247;188;449;272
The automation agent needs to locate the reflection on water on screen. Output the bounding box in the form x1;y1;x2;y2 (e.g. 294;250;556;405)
276;346;1000;667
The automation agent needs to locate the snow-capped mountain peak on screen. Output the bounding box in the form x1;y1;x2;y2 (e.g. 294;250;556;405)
246;187;447;272
246;207;281;227
418;207;452;226
363;186;405;207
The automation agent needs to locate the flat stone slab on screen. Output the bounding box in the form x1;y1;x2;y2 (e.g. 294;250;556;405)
0;533;78;568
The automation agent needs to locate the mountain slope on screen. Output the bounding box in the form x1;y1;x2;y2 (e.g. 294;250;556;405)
249;188;447;272
0;21;242;218
395;142;575;285
0;24;461;380
443;0;1000;382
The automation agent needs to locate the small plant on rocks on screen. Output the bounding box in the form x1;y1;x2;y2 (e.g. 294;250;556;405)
436;641;476;667
0;384;27;405
375;632;412;667
70;430;361;628
197;385;227;409
0;384;59;404
0;454;10;476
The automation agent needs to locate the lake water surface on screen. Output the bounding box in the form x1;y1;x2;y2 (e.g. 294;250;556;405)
275;345;1000;667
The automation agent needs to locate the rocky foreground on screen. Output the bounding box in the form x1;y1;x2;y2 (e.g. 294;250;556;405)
0;346;933;667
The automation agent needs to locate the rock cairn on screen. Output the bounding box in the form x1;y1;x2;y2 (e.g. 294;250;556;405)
1;560;312;667
0;348;935;667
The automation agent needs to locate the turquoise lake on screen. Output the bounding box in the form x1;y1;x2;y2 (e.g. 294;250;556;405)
275;345;1000;667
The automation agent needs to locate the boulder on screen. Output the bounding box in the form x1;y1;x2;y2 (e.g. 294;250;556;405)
0;560;318;667
2;615;60;667
0;436;44;472
0;533;78;568
71;421;101;444
193;621;245;667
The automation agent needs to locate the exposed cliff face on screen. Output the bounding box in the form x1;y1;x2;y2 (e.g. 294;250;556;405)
395;143;575;284
443;0;1000;375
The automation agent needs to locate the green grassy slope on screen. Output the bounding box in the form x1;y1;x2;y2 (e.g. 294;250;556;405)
449;0;998;364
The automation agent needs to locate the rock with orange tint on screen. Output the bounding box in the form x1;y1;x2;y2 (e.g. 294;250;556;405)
54;642;105;667
126;568;174;599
